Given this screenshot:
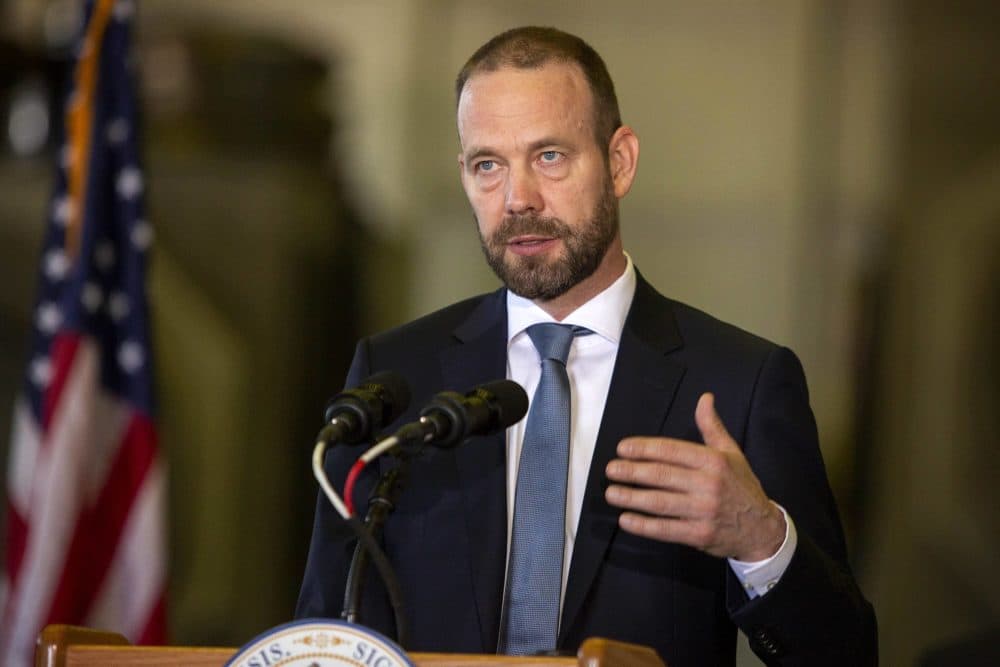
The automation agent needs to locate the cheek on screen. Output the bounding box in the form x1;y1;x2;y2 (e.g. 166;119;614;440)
557;182;598;223
551;162;607;215
576;169;612;215
467;190;504;230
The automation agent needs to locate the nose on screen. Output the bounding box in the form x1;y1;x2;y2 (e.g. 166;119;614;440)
504;166;543;215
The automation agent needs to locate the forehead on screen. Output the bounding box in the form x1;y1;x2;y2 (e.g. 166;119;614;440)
457;62;595;148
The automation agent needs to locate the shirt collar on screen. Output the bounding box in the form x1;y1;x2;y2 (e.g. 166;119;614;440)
506;252;637;345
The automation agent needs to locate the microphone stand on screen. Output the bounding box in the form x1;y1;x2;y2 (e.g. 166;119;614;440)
342;456;410;644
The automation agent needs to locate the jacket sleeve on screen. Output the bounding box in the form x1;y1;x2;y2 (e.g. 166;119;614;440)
727;346;878;665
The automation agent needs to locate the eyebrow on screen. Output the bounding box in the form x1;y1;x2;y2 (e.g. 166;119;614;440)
462;146;494;165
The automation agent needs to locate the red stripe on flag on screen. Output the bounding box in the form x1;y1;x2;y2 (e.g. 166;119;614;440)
135;592;168;645
1;499;29;635
3;500;28;586
43;413;157;625
42;334;82;430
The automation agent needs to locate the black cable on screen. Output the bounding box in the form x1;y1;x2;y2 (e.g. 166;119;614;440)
342;465;404;627
340;512;409;649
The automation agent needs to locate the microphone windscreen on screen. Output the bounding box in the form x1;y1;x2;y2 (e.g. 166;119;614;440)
476;379;528;428
324;370;411;426
363;370;411;425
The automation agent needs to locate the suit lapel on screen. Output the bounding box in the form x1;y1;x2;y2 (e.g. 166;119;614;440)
559;275;686;643
438;289;509;652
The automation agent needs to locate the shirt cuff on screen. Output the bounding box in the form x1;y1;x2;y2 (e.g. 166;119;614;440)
727;502;797;599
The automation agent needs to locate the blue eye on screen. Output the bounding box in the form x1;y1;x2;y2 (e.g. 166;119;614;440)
477;160;495;172
541;151;558;162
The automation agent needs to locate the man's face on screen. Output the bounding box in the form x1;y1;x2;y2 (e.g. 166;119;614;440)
457;63;621;302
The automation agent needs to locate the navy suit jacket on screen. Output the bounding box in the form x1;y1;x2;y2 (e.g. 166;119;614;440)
296;274;877;666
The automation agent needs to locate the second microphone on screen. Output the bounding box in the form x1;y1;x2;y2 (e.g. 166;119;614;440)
392;379;528;449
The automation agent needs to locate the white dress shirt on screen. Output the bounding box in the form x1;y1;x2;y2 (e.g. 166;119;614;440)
503;254;796;612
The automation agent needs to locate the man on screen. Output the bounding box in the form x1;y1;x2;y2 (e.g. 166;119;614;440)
297;26;877;666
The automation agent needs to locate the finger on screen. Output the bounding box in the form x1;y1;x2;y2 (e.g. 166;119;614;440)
605;458;700;492
695;392;738;452
617;437;711;468
617;512;715;551
605;484;697;519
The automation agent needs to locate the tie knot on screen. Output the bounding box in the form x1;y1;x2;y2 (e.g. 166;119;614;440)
525;323;589;364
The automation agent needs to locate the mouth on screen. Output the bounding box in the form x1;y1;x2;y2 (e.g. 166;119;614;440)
506;235;559;256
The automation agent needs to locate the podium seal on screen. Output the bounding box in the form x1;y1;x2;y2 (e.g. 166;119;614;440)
225;618;414;667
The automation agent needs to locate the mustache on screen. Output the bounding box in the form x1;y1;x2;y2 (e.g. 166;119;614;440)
489;214;570;245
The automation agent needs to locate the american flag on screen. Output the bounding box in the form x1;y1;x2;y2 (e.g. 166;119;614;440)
1;1;167;664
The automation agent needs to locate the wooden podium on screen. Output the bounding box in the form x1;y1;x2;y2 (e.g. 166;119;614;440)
35;624;666;667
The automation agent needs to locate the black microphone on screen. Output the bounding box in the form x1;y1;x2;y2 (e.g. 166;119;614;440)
317;370;411;445
393;379;528;449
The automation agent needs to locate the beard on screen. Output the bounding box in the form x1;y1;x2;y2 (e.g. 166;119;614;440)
477;179;619;301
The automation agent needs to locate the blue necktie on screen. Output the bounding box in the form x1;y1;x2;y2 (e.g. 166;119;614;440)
500;323;588;655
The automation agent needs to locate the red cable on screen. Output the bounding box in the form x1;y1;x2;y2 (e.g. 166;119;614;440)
343;459;368;516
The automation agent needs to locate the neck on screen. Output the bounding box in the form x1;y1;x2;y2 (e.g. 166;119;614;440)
533;243;627;321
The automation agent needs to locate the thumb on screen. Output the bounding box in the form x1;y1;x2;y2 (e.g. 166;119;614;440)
696;392;737;451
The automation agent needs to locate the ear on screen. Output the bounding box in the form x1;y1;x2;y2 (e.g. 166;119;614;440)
607;125;640;198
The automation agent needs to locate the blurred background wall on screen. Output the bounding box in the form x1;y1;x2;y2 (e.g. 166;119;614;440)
0;1;996;664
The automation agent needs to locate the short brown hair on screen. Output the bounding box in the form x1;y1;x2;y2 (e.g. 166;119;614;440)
456;26;622;147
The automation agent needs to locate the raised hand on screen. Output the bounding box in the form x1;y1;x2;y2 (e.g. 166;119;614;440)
605;392;785;561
